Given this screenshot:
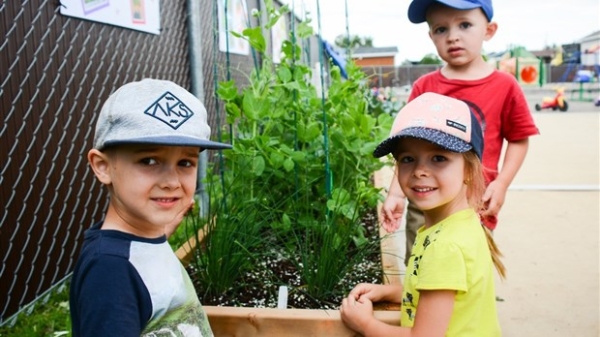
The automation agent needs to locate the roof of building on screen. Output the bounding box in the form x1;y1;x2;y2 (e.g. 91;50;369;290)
580;30;600;43
351;46;399;58
531;49;556;58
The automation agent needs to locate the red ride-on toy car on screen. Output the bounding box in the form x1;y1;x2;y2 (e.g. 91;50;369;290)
535;87;568;112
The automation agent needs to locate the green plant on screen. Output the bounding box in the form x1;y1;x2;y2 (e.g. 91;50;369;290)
185;0;393;307
0;285;71;337
216;5;392;218
368;87;404;118
419;53;443;64
285;187;381;301
190;171;276;299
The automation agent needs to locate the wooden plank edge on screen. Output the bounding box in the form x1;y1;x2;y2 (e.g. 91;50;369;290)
175;227;208;265
373;167;404;286
204;306;400;337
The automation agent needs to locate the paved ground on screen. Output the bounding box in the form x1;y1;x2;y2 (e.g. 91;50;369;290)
377;92;600;336
495;110;599;337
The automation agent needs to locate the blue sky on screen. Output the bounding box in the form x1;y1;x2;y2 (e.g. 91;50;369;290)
280;0;600;63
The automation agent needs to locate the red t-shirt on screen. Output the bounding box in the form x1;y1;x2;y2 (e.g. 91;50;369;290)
408;70;540;229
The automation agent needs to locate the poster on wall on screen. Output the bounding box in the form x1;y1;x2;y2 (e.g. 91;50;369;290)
218;0;250;55
271;16;287;63
60;0;160;35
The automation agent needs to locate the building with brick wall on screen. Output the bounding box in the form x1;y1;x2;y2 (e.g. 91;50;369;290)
351;46;398;67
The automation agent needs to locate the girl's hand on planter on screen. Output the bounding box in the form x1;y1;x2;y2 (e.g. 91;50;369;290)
349;283;404;304
340;294;374;334
348;283;383;302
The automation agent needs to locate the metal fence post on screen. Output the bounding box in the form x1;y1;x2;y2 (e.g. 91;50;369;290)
187;0;210;217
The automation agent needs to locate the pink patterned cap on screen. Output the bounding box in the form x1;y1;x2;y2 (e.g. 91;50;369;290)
373;92;483;159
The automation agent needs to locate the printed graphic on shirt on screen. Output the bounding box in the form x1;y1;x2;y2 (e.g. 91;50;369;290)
131;241;214;336
403;226;442;325
142;300;212;337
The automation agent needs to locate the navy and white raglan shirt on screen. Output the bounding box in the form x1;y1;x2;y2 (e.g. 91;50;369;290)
69;221;213;336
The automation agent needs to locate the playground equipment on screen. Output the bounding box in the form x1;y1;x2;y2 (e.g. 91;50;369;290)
570;69;598;102
535;87;568;112
557;50;600;102
495;47;544;86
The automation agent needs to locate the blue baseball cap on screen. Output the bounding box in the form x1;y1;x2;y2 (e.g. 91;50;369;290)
408;0;493;23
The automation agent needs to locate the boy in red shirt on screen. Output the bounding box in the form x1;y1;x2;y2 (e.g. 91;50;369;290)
381;0;539;264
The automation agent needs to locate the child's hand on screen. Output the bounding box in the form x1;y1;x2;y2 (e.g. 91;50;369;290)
164;199;194;237
380;193;406;233
349;283;378;301
348;283;390;303
340;294;374;334
481;180;508;217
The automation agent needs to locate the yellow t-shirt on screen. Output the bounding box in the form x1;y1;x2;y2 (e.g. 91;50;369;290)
401;208;501;336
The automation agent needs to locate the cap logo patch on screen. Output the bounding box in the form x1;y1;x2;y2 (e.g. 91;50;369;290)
446;119;467;133
144;91;193;129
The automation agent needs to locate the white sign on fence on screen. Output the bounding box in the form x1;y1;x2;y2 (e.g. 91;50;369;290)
60;0;160;35
217;0;250;55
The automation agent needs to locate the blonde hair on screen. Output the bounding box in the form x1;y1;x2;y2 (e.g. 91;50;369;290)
463;151;506;279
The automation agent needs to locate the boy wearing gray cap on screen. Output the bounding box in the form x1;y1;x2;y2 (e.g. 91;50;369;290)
381;0;539;265
69;79;231;336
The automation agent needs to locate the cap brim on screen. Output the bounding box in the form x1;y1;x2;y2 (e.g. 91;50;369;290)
373;127;472;158
101;135;232;151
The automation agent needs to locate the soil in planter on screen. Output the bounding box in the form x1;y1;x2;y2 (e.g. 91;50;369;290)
187;209;384;310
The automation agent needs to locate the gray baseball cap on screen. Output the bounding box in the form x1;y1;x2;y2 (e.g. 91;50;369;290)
93;78;232;151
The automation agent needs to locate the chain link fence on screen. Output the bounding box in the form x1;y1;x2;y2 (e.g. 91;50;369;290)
363;63;599;90
0;0;276;324
361;64;441;88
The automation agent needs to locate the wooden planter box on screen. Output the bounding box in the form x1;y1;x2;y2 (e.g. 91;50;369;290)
203;305;399;336
176;170;402;336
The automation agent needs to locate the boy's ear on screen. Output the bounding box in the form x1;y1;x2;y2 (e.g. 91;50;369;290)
484;22;498;41
88;149;112;185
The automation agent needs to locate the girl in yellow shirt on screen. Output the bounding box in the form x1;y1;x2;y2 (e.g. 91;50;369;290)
341;92;505;337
